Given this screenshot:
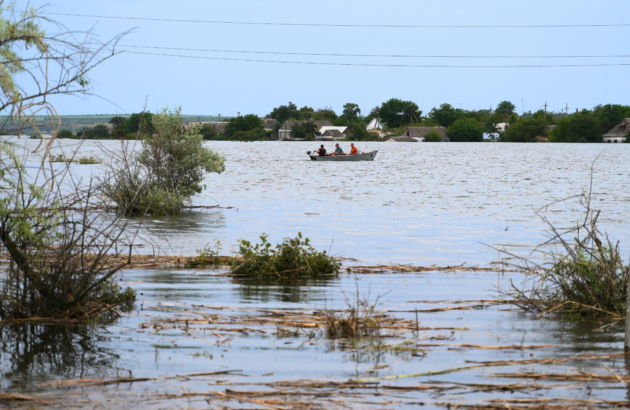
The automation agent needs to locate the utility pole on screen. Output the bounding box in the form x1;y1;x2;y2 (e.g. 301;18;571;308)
218;114;221;122
565;104;569;117
544;102;547;116
521;99;524;115
238;112;241;117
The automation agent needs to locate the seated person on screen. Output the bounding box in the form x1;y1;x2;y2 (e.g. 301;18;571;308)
350;143;359;155
314;145;327;156
333;143;344;155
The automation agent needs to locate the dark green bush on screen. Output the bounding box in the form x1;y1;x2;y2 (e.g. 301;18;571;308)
230;233;340;278
423;129;443;142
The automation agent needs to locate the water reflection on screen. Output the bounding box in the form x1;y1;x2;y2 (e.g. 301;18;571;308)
0;324;124;389
236;275;339;304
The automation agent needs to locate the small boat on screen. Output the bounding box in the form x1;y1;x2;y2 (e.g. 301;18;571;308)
307;150;378;161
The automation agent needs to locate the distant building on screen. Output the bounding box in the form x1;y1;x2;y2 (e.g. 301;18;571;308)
398;126;449;142
384;136;419;142
366;118;383;130
183;121;228;134
277;120;334;140
262;118;277;131
318;129;345;141
603;118;630;143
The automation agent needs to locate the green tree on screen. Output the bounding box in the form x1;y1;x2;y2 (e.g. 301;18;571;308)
502;117;547;142
423;129;443;142
198;124;219;140
225;114;264;137
123;112;153;136
592;104;630;133
496;101;516;115
624;130;630;143
79;124;110;139
447;118;483;142
109;116;126;138
268;102;300;123
379;99;422;129
291;121;321;140
549;111;602;143
57;129;75;139
314;107;338;121
532;109;554;123
299;106;315;119
342;103;361;121
428;103;463;127
346;123;379;141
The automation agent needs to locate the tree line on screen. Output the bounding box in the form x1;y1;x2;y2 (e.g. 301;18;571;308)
56;100;630;142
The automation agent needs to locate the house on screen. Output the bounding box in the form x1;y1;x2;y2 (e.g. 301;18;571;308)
318;129;344;141
603;118;630;143
398;126;449;142
319;126;348;136
385;136;419;142
183;121;228;134
262;118;277;131
277;120;333;140
366;118;383;130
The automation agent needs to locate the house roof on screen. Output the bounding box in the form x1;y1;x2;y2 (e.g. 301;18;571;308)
279;120;333;131
386;136;419;142
603;118;630;137
262;118;277;130
319;126;348;134
366;118;383;130
399;127;448;138
322;129;343;137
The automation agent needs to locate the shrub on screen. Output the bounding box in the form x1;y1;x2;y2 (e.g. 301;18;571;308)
0;143;136;320
497;185;629;318
186;240;223;268
230;233;340;278
447;117;483;142
51;154;71;162
502;117;547;143
198;124;219;140
103;106;225;215
291;121;321;140
423;129;443;142
76;155;100;165
549;111;602;143
57;129;75;139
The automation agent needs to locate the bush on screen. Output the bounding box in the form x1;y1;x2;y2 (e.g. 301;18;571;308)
57;129;75;139
76;155;100;165
103;106;225;215
502;117;547;143
230;233;341;278
549;111;602;143
198;124;219;140
423;129;443;142
447;117;483;142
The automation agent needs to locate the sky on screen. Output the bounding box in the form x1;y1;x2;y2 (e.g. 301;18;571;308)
26;0;630;116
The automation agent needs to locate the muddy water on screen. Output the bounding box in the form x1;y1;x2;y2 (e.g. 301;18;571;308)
2;139;630;407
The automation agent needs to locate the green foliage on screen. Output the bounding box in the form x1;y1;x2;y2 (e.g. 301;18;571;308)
225;114;264;137
291;121;321;140
51;154;70;162
346;123;372;141
300;106;315;119
230;233;341;278
78;124;111;139
531;109;555;124
123;112;153;135
314;107;338;121
429;103;464;127
423;129;443;142
104;107;225;215
549;111;602;143
624;131;630;143
268;102;300;123
57;129;75;139
76;155;100;165
592;104;630;133
502;117;547;143
447;118;483;142
198;124;219;140
186;241;223;268
496;101;516;115
109;116;126;138
342;103;361;121
378;99;422;129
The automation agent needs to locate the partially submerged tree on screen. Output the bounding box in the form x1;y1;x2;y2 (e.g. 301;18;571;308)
291;121;321;140
447;117;483;142
103;107;225;215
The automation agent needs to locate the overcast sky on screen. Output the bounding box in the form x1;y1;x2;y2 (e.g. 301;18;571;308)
33;0;629;116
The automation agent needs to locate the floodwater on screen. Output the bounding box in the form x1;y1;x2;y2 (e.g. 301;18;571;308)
2;139;630;408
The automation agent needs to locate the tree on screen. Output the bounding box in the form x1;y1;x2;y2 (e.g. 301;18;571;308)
299;106;314;119
379;99;421;129
532;109;554;123
225;114;264;137
291;121;321;140
502;117;547;142
347;123;379;141
109;116;126;138
123;112;153;136
593;104;630;134
104;107;225;215
342;103;361;121
624;130;630;143
198;124;219;140
268;102;300;123
80;124;111;139
549;111;602;143
428;103;463;128
447;118;483;142
423;129;443;142
496;101;516;115
314;107;338;121
57;129;75;139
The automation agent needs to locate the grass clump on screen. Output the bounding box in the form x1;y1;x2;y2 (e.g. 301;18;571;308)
51;154;71;162
230;233;340;278
498;179;630;318
186;240;223;268
324;287;383;339
76;155;100;165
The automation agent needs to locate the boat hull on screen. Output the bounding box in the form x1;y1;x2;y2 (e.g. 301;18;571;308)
309;151;378;161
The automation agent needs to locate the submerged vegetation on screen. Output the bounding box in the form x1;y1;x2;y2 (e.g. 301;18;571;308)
324;286;384;339
498;182;630;318
230;233;340;278
102;107;225;216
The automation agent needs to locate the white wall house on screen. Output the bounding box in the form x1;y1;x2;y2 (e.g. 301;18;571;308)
366;118;382;130
603;118;630;143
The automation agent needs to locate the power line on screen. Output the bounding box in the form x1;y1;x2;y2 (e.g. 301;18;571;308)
110;44;630;59
123;50;630;67
43;12;630;28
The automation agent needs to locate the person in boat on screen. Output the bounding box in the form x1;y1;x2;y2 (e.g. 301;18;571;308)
314;145;327;156
350;143;359;155
332;143;344;156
